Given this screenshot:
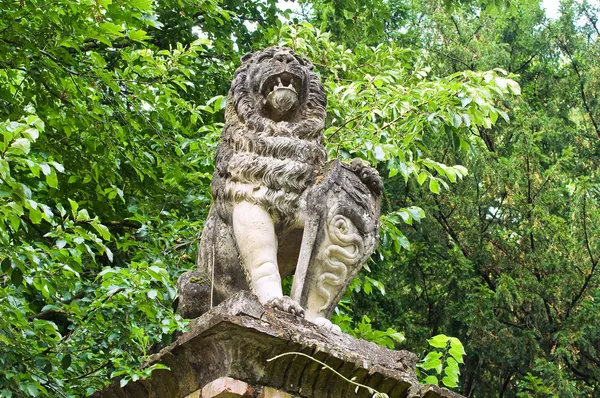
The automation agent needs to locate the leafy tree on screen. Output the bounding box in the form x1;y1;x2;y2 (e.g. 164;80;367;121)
333;0;600;395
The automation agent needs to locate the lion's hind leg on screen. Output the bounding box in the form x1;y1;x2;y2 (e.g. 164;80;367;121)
177;207;247;318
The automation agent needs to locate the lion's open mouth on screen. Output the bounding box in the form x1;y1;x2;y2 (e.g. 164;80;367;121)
261;72;302;97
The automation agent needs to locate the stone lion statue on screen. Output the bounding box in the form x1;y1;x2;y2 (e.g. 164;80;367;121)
177;46;382;333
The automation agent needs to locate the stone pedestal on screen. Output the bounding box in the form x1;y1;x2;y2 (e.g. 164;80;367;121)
94;292;462;398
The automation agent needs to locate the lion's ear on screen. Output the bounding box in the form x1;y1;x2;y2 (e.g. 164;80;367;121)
241;52;254;63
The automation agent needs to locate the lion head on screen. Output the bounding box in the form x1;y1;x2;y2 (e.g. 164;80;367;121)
213;47;328;224
227;46;327;130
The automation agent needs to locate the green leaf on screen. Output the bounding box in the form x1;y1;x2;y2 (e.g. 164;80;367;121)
441;375;458;388
423;375;438;386
11;268;23;287
429;178;440;194
428;334;450;348
445;357;460;374
388;331;405;343
29;207;43;224
451;112;462;128
61;354;72;370
507;79;521;95
8;214;20;231
97;268;117;278
23;127;39;141
448;347;465;364
449;337;466;354
0;158;9;178
99;22;124;36
7;138;31;155
46;170;58;188
419;351;443;370
50;161;64;173
453;165;468;176
77;209;91;221
445;167;457;183
1;258;11;272
92;223;111;240
206;95;225;112
40;163;51;176
130;0;153;10
20;383;39;397
127;29;151;41
105;247;114;262
68;198;79;218
408;206;425;222
395;233;410;250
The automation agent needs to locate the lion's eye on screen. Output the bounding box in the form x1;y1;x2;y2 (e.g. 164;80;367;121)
257;54;271;63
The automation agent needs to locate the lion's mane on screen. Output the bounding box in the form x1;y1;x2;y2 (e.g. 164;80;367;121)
211;47;327;226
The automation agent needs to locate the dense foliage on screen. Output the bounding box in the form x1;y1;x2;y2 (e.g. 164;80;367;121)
0;0;598;396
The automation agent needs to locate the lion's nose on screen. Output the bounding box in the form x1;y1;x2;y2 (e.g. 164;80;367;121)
274;50;295;64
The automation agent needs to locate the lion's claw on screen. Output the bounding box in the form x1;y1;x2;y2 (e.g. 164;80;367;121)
350;158;383;195
266;296;305;318
314;316;342;335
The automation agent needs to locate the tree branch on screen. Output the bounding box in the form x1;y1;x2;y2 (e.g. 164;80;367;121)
28;291;86;321
566;194;598;318
513;52;539;73
431;197;497;291
65;361;110;382
556;37;600;139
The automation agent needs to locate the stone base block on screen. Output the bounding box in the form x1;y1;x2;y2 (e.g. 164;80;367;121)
93;292;464;398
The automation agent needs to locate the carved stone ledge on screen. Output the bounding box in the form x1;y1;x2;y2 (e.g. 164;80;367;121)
93;292;464;398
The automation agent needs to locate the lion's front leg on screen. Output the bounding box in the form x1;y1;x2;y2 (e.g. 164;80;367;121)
232;201;304;316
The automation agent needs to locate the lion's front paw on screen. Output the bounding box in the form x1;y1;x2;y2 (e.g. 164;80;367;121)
314;317;342;335
350;158;384;196
266;296;305;318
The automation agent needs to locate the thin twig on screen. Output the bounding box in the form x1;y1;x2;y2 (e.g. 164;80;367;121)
267;352;388;397
329;114;361;141
66;361;110;381
378;113;405;132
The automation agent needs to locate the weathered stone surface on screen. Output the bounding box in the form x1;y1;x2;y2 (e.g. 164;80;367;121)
259;387;293;398
176;270;211;319
184;391;201;398
94;292;464;398
178;47;384;332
